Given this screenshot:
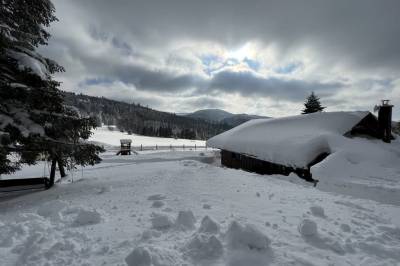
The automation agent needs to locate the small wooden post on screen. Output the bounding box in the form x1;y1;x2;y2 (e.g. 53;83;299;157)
156;144;158;150
170;144;172;150
183;144;185;150
195;144;196;150
140;144;143;151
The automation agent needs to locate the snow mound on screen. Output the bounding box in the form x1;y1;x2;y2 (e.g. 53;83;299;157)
184;234;223;260
340;224;351;232
226;221;271;251
207;111;368;168
175;210;196;230
312;137;400;205
147;194;166;201
299;219;318;237
141;229;162;240
202;204;211;209
37;200;68;220
198;216;219;234
125;246;180;266
96;186;112;194
72;209;102;227
151;200;164;208
310;206;326;218
151;213;173;230
125;247;152;266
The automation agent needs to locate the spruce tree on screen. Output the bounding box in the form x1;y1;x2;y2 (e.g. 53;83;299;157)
0;0;104;186
302;92;326;114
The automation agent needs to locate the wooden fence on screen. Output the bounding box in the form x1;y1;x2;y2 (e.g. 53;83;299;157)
132;144;207;151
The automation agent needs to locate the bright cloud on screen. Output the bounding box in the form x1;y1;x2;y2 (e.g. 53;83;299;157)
41;0;400;119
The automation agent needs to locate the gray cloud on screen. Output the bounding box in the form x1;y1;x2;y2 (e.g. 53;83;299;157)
39;0;400;119
208;71;343;101
56;0;400;72
182;97;226;110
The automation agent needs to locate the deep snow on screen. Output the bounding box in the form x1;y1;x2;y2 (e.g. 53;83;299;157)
89;125;206;149
0;128;400;265
207;111;369;168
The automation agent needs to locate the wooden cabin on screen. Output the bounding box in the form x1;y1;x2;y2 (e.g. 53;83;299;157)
220;150;329;183
207;107;394;183
117;139;132;155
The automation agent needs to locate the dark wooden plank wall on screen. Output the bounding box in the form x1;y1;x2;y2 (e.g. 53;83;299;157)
221;150;319;182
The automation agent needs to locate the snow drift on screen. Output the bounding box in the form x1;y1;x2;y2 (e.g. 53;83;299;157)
207;111;369;168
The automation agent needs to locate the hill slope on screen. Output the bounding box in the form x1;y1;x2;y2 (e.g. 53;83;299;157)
184;108;270;127
185;109;233;122
63;92;231;140
222;113;270;127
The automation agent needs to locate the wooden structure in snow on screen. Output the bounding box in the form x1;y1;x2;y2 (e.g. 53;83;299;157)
207;110;394;183
0;177;51;194
117;139;132;155
220;150;329;183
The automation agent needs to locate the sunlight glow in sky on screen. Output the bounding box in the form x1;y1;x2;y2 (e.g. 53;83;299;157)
42;0;400;119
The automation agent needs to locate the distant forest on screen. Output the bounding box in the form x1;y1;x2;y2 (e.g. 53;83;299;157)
63;92;231;140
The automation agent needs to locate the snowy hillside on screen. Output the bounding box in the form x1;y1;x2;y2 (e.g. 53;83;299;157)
185;109;234;122
184;108;270;127
0;126;399;265
89;125;206;149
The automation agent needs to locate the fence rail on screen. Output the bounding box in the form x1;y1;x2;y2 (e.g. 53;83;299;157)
132;144;207;151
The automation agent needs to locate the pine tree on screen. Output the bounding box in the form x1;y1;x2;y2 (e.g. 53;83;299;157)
302;92;326;114
0;0;104;186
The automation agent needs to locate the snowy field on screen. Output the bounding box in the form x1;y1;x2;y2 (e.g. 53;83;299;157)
0;131;400;265
89;126;206;149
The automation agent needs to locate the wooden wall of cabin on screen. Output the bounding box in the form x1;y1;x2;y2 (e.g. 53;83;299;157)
350;113;380;138
220;150;316;182
222;150;296;175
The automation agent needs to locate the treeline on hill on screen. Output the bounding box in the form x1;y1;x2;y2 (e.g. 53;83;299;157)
63;92;232;140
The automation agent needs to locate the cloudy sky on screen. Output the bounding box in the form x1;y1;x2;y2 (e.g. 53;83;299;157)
42;0;400;118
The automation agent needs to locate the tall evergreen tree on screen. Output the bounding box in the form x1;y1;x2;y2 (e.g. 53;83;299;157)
302;92;326;114
0;0;103;186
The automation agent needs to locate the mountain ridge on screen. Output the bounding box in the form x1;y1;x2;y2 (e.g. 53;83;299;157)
183;108;270;127
63;92;270;139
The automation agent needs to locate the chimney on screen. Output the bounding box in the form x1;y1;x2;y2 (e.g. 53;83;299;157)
377;100;393;143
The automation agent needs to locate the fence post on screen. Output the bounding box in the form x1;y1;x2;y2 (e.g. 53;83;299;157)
170;144;172;150
140;144;143;151
183;144;185;150
195;144;196;150
156;144;158;150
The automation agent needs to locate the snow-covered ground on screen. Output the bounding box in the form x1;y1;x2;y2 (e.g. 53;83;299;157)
89;126;206;149
1;129;400;265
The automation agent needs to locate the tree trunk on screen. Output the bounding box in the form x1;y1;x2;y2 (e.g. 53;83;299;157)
48;159;57;188
58;159;66;178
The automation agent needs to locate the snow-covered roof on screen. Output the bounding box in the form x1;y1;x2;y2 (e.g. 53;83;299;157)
207;111;370;168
